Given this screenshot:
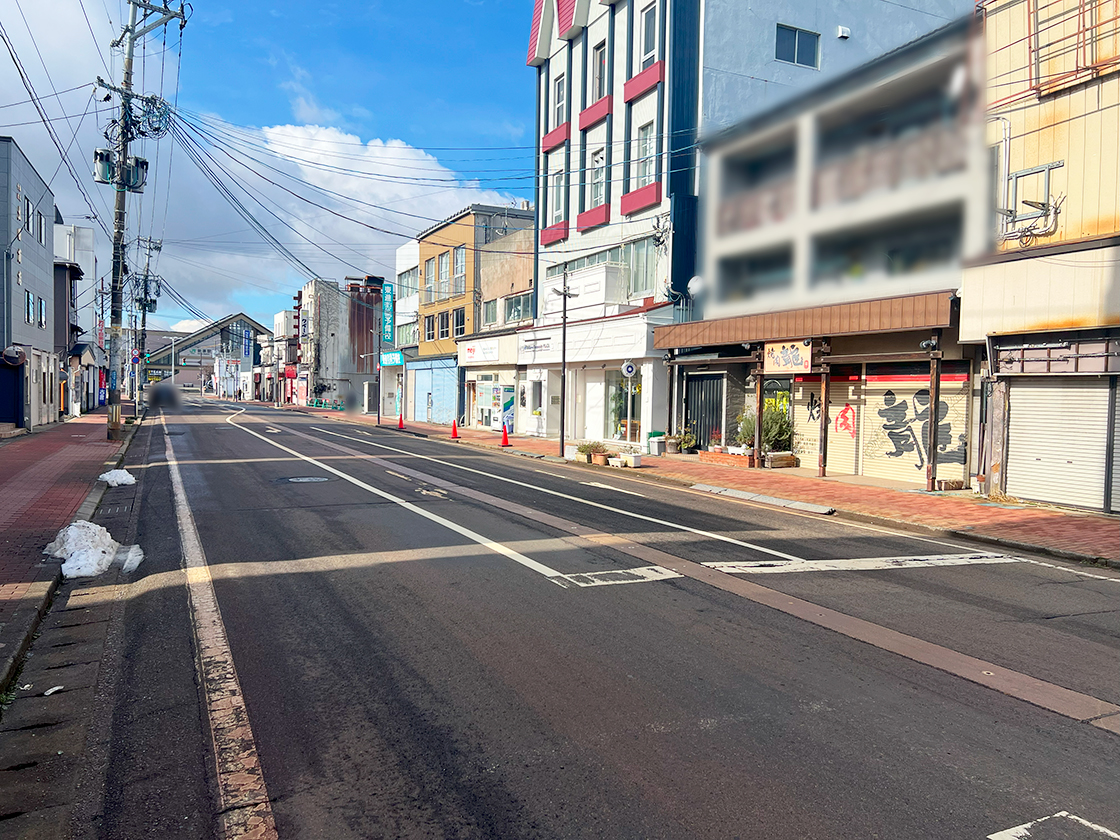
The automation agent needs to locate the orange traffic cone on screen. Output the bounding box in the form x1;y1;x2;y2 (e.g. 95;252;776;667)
500;424;512;447
451;418;460;439
397;412;404;430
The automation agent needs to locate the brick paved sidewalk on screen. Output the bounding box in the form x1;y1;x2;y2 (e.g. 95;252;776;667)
0;411;129;689
270;403;1119;565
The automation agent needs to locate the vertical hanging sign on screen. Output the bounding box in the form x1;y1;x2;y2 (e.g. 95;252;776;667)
382;283;395;344
243;331;252;359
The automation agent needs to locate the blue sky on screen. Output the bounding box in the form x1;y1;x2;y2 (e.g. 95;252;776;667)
1;0;540;329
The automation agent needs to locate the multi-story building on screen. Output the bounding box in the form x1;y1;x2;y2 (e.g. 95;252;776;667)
382;240;420;420
1;136;57;430
53;257;84;416
654;18;988;490
413;204;533;425
525;0;971;448
960;1;1120;512
457;225;535;431
296;277;382;406
53;216;102;413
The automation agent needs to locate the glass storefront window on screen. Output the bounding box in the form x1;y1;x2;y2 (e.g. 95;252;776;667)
605;370;642;442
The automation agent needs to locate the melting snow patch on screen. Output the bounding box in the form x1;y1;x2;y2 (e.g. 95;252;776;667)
45;521;119;578
98;469;136;486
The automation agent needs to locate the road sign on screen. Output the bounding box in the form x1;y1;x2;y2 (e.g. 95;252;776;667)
131;356;140;364
621;360;637;378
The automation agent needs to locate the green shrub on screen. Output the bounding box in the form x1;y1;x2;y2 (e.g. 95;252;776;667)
577;440;608;455
761;406;793;453
735;409;755;446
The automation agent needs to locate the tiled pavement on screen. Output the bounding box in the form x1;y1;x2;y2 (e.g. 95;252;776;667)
0;411;129;690
262;402;1120;565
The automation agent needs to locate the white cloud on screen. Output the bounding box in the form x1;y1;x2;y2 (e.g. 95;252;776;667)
169;318;209;333
0;5;524;330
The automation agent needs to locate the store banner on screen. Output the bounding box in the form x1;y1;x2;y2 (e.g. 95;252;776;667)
764;342;812;374
382;283;395;343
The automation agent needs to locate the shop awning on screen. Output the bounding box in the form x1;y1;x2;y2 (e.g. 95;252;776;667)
653;291;955;350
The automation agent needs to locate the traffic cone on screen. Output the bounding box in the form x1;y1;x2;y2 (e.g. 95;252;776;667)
397;412;404;430
451;418;460;439
500;424;512;447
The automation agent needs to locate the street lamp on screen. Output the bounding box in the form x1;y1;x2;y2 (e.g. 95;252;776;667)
552;268;578;458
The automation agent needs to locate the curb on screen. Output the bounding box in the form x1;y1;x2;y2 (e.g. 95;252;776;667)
0;417;141;694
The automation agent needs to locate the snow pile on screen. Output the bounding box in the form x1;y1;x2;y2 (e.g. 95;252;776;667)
120;544;145;574
98;469;136;486
44;521;119;578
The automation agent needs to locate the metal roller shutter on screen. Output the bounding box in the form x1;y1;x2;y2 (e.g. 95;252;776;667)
1006;378;1110;510
791;369;862;475
1109;379;1119;513
862;363;971;485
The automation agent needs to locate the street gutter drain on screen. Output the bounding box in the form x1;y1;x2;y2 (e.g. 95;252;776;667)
284;476;330;483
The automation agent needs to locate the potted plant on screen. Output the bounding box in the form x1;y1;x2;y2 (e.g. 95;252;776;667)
679;428;698;454
576;441;601;464
584;441;610;466
761;407;797;468
708;431;724;453
665;435;681;454
607;453;624;467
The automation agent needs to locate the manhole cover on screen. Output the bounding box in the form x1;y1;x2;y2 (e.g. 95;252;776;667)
282;476;330;483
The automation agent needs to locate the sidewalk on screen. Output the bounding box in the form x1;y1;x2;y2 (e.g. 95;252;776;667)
0;411;132;691
275;403;1120;566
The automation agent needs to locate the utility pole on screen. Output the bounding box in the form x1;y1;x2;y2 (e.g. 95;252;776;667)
552;266;577;458
135;236;161;406
98;0;185;439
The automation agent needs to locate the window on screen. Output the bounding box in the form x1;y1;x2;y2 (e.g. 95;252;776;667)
530;380;543;413
396;266;419;296
551;169;566;224
636;122;656;188
622;236;657;296
424;257;435;302
554;73;566;128
483;299;498;325
36;211;44;245
424;314;435;342
24;197;32;232
775;24;819;69
37;297;46;328
438;251;450;299
452;245;466;295
640;4;658;70
25;290;34;324
438;310;450;339
452;307;466;338
504;291;533;323
397;321;419;346
590;148;606;208
592;41;608;101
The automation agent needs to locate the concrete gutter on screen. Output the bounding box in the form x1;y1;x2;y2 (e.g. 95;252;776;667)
0;417;141;695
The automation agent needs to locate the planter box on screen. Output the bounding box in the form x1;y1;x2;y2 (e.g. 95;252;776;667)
665;440;680;454
727;445;746;455
607;457;624;468
623;453;642;468
699;450;758;468
765;452;800;469
591;453;610;466
708;446;725;453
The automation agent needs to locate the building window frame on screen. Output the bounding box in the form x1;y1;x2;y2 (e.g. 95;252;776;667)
504;291;533;323
452;245;466;295
37;296;46;328
438;251;450;299
452;307;466;337
775;24;820;69
483;299;499;325
592;41;608;101
25;290;34;324
590;147;607;208
551;169;566;225
635;122;656;189
640;3;658;70
424;314;435;342
438;310;450;340
424;257;436;303
554;73;566;128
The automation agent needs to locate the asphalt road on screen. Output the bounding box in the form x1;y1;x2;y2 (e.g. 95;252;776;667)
96;397;1120;839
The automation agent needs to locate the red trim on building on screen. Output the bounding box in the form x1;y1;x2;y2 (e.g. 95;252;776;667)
624;60;664;103
576;203;610;232
865;373;970;383
542;121;570;153
579;95;612;131
620;181;662;216
541;220;569;245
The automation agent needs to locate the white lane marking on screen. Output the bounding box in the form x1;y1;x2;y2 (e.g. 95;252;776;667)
1019;557;1120;583
308;426;805;562
988;811;1120;839
707;554;1023;575
161;416;278;840
562;565;682;587
581;481;647;498
223;411;571;587
384;469;412;482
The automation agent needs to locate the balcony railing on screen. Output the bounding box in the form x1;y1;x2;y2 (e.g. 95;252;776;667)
717;177;795;237
814;120;967;209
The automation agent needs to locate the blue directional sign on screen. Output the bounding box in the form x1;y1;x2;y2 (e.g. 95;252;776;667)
243;332;252;358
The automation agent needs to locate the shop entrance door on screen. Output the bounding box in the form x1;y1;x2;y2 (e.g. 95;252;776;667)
684;374;724;448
